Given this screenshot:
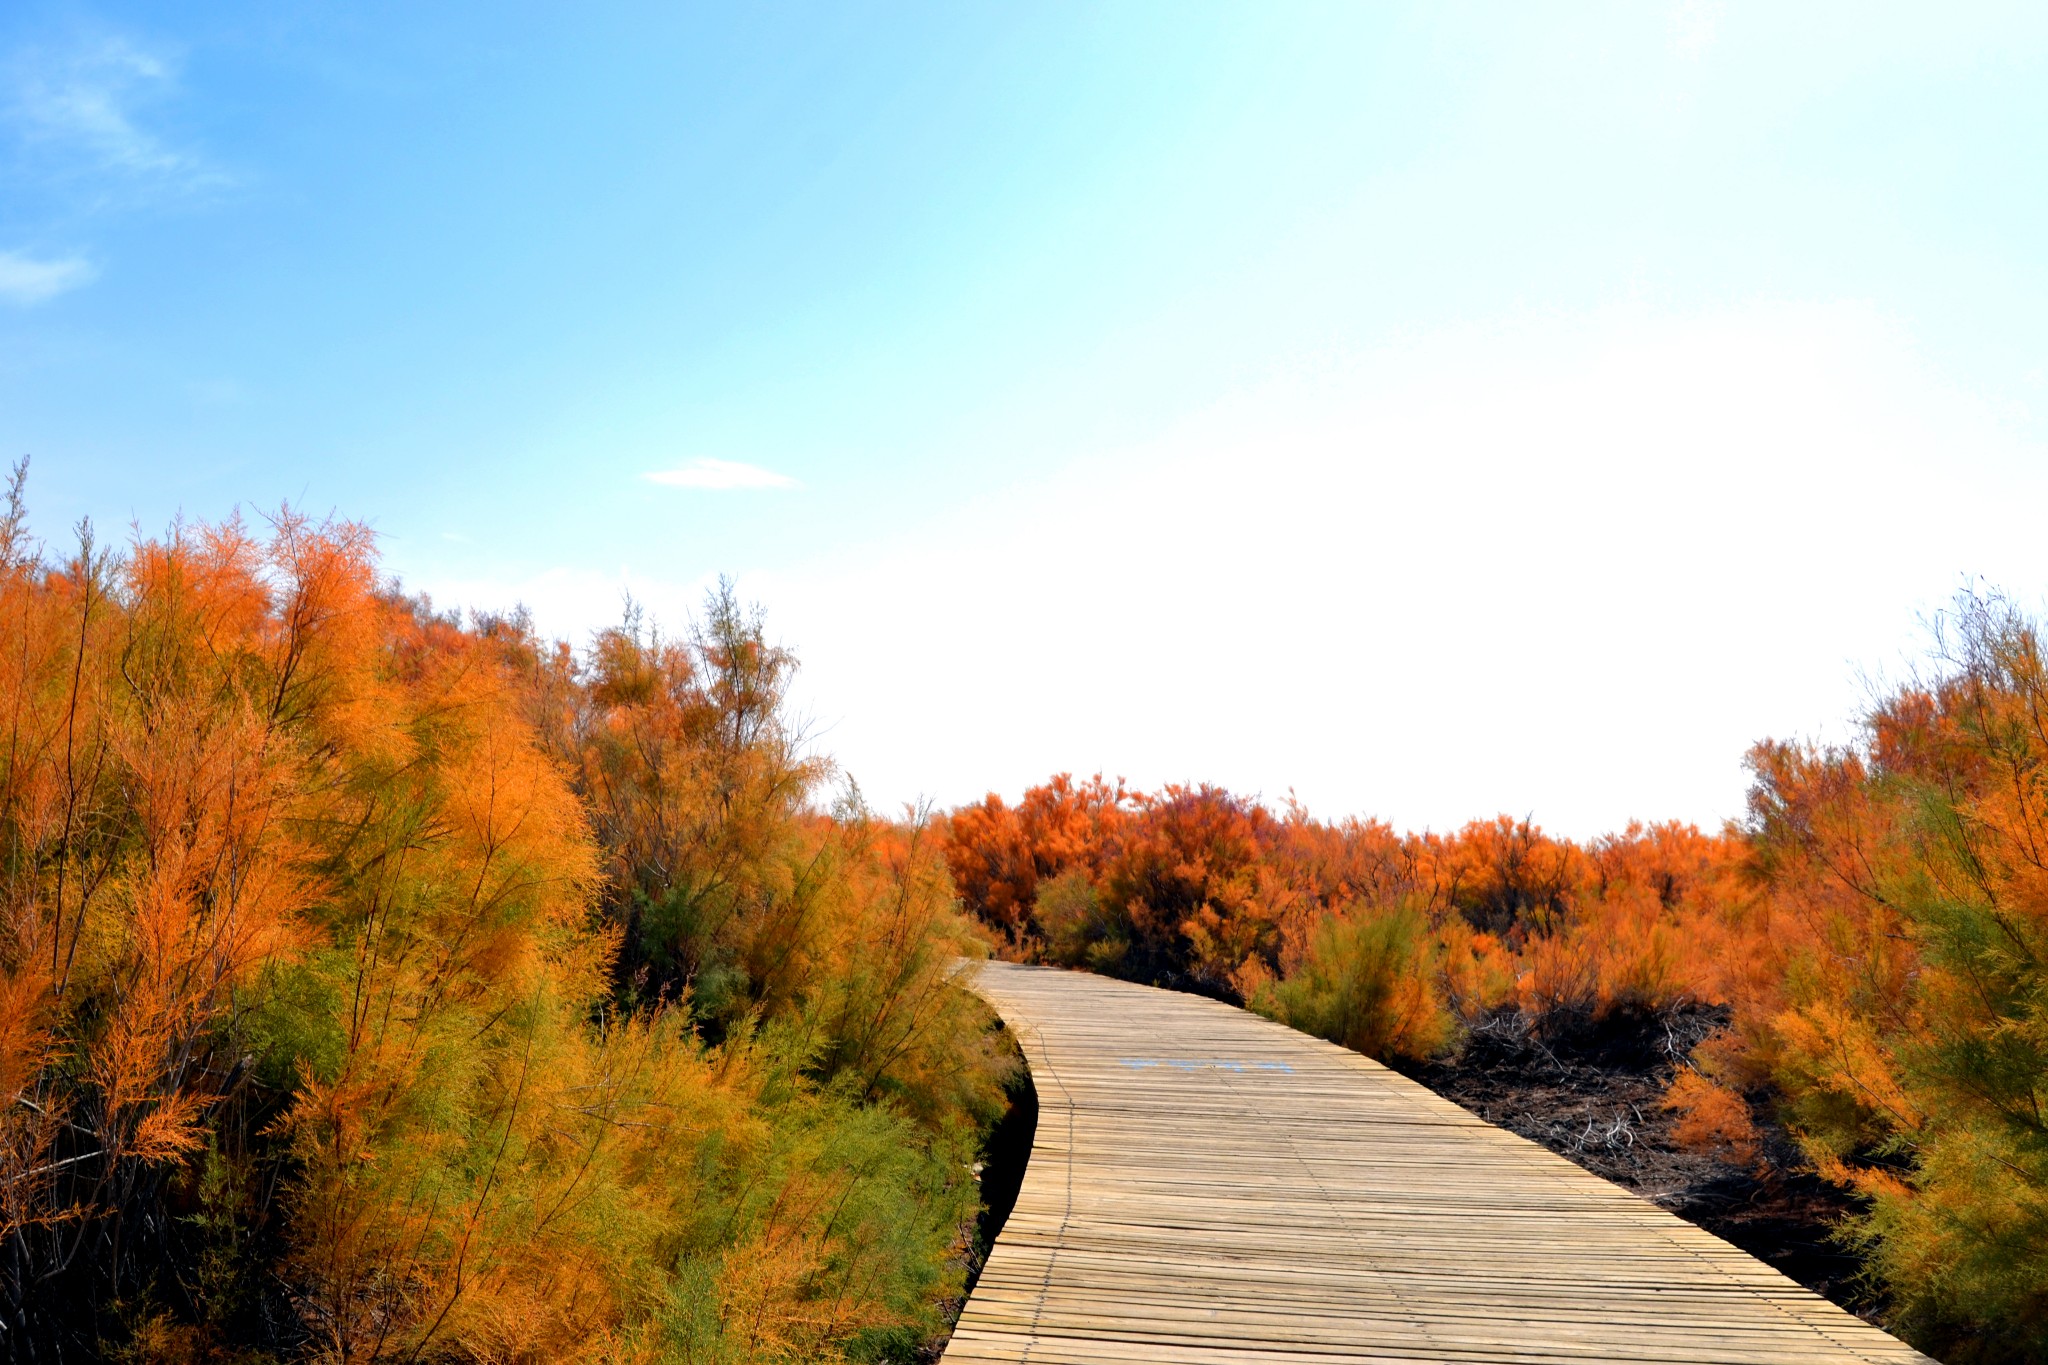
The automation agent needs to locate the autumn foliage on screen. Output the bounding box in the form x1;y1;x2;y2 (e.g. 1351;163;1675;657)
947;785;1745;1040
0;476;1005;1363
944;593;2048;1362
1727;595;2048;1360
10;454;2048;1365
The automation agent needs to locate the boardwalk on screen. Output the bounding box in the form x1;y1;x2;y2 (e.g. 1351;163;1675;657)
944;961;1931;1365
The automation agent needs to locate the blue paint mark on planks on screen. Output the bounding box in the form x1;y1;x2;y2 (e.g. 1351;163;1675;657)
1118;1058;1294;1073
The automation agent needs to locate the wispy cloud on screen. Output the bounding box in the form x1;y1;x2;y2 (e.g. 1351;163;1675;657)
1667;0;1724;58
642;458;801;491
0;249;95;305
185;377;249;406
7;30;226;198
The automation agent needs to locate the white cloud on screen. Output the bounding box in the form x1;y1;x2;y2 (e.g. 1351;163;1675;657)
642;458;801;490
1667;0;1725;58
8;31;223;195
0;249;94;304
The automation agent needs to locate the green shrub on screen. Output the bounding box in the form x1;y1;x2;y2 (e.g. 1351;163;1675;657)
1254;906;1455;1063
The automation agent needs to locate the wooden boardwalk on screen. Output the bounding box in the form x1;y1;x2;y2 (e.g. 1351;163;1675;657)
944;961;1932;1365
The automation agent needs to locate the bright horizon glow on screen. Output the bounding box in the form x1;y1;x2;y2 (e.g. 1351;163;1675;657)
5;2;2048;836
643;458;801;491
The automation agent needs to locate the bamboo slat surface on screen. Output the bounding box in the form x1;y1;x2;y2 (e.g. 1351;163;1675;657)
943;961;1931;1365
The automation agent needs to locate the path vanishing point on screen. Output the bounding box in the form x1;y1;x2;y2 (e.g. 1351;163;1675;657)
942;960;1933;1365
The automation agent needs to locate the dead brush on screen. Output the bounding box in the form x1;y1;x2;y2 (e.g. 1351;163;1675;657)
1570;1107;1643;1154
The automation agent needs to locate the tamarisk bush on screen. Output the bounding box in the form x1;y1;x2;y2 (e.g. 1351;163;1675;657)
0;478;1004;1363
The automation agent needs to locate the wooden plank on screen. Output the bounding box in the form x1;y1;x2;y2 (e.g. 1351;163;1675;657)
942;961;1933;1365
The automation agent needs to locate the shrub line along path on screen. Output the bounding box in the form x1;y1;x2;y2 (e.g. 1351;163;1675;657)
943;962;1931;1365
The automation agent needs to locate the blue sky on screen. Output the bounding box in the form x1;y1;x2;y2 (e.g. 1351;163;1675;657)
4;2;2048;833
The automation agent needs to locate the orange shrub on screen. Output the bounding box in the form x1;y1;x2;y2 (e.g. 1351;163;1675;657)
1663;1071;1760;1166
946;779;1756;1049
0;489;997;1362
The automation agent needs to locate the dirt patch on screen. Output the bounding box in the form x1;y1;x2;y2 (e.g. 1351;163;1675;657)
1399;1004;1882;1322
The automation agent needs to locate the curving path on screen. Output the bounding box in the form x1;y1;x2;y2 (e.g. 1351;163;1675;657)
944;961;1931;1365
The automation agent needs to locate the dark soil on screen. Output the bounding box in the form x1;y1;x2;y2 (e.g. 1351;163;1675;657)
1398;1003;1886;1325
971;1052;1038;1278
924;1033;1039;1361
